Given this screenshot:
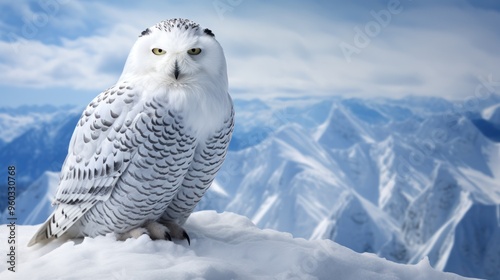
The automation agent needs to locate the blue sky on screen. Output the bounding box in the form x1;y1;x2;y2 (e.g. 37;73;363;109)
1;0;500;107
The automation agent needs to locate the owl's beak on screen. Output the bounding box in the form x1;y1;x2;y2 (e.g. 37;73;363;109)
174;60;180;80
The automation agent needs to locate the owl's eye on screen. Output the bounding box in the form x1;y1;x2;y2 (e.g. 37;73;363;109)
152;48;166;55
187;48;202;55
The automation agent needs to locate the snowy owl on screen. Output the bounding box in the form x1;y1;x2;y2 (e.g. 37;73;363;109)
28;18;234;246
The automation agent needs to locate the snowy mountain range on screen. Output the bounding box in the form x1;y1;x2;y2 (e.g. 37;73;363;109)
1;95;500;279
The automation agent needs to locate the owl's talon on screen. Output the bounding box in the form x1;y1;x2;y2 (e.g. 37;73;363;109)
183;231;191;246
144;221;171;240
165;232;172;241
157;220;190;244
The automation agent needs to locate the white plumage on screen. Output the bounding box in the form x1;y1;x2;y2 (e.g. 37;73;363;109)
28;18;234;246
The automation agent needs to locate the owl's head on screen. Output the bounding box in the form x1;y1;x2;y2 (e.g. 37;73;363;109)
120;18;227;90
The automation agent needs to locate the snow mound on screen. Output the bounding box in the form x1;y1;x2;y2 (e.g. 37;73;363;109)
0;211;470;280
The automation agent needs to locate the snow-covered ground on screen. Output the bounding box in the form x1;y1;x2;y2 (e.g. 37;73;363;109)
0;211;471;280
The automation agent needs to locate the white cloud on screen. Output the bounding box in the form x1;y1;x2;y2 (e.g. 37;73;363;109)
0;23;136;90
1;1;499;104
183;3;500;99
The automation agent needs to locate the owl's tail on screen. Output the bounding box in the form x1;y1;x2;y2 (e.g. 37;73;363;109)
27;217;55;247
28;201;94;247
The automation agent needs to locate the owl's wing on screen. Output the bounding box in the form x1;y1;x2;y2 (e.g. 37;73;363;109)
160;103;234;224
28;84;145;246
